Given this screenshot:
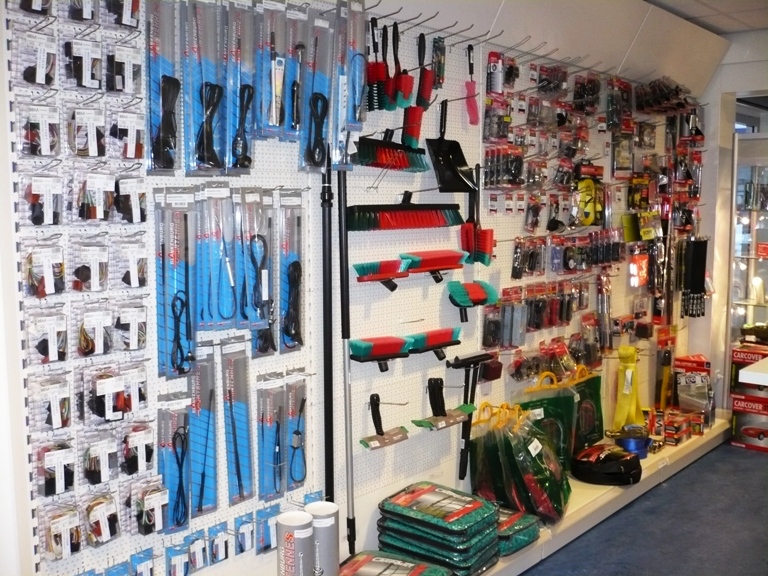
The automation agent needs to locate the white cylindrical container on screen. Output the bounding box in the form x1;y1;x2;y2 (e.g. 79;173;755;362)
276;510;314;576
304;501;340;576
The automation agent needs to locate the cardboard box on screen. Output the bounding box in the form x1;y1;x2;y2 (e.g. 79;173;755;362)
665;427;692;446
730;344;768;402
731;397;768;453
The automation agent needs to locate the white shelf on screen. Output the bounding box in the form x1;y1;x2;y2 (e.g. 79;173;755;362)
736;355;768;386
487;416;731;576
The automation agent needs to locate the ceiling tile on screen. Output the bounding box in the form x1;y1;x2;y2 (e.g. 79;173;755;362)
730;8;768;28
700;0;768;12
689;13;754;33
645;0;720;19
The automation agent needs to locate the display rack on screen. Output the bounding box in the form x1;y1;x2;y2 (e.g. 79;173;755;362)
0;1;721;575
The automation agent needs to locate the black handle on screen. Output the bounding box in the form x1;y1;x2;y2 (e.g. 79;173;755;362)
270;31;276;60
392;22;400;73
382;25;388;64
292;81;300;129
474;163;481;223
439;99;447;139
459;364;481;479
418;33;425;67
370;18;379;55
370;393;384;436
434;378;447;417
467;44;474;77
427;379;439;417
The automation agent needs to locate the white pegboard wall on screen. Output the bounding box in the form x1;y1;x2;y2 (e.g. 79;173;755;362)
2;1;700;574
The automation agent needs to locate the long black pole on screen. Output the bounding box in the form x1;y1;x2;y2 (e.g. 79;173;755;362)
337;168;356;556
321;148;335;503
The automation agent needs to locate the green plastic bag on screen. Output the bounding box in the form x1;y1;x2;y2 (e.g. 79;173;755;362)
572;374;604;451
340;550;453;576
377;515;497;551
497;508;541;556
517;388;577;472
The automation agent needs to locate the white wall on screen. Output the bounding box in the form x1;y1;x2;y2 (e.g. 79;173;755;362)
689;30;768;405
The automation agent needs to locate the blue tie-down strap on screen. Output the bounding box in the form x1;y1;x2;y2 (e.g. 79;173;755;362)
225;399;253;503
300;69;330;170
280;251;301;352
347;47;365;132
287;412;306;491
282;55;300;142
156;253;167;376
167;261;195;376
235;236;249;330
214;239;237;327
254;48;265;136
258;416;282;500
197;235;211;330
189;406;217;516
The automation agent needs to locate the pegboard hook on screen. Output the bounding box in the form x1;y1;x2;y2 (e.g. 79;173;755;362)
373;6;404;20
32;88;58;104
425;20;458;37
368;399;409;408
449;28;504;49
365;0;383;12
122;96;144;110
399;11;439;35
395;12;423;27
119;162;143;174
117;28;141;45
517;47;560;66
29;15;57;33
34;158;62;173
500;35;532;54
441;23;474;42
75;22;101;39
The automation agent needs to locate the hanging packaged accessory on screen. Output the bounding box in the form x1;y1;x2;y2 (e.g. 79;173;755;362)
227;2;256;171
280;195;303;352
285;376;307;490
259;380;286;501
301;14;332;170
190;345;217;518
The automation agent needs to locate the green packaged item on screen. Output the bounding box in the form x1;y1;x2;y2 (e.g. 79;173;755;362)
378;524;499;558
500;413;571;524
378;516;498;552
380;539;499;576
497;508;540;556
573;373;604;451
378;531;498;569
517;388;577;472
341;550;454;576
379;482;498;539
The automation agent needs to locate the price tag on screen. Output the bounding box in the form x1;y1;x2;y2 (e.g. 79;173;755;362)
72;40;101;89
504;194;515;214
45;447;74;494
143;489;168;530
281;195;301;206
84;310;112;355
221;342;246;354
239;522;253;551
82;245;109;291
527;438;542;457
89;438;115;483
205;186;231;199
122;0;138;26
31;0;42;10
313;516;335;528
50;513;78;559
34;313;66;364
33;246;62;295
114;46;141;93
315;18;330;28
77;109;103;157
530;407;545;420
267;516;278;549
81;0;93;19
27;32;56;85
136;560;153;576
118;114;144;160
623;370;633;394
189;538;205;568
96;375;125;421
171;555;187;575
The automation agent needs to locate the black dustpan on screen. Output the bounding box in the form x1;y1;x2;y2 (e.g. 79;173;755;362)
426;100;477;193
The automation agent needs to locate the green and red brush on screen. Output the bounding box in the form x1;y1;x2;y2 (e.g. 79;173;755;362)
461;164;494;266
446;280;498;323
416;33;434;109
401;33;430;149
349;336;414;372
400;249;468;283
393;23;414;109
381;25;397;111
353;259;409;292
407;327;462;361
347;201;464;231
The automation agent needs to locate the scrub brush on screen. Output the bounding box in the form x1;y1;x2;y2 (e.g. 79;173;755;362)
465;44;479;125
415;33;434;109
446;281;498;323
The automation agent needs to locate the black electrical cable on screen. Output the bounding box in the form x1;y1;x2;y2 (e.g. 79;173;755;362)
306;93;328;168
197;388;215;513
172;426;188;527
152;75;181;170
282;261;303;347
289;398;307;483
196;82;224;169
171;293;192;374
232;84;254;168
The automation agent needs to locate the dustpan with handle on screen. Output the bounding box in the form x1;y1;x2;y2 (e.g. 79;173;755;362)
426;99;477;193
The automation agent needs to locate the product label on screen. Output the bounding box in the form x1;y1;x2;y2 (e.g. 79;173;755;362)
114;46;141;93
238;522;254;551
72;40;101;89
44;447;74;494
528;438;543;457
390;483;482;523
143;489;168;530
77;109;103;157
189;538;205;568
118;114;145;160
27;32;56;85
312;516;334;528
